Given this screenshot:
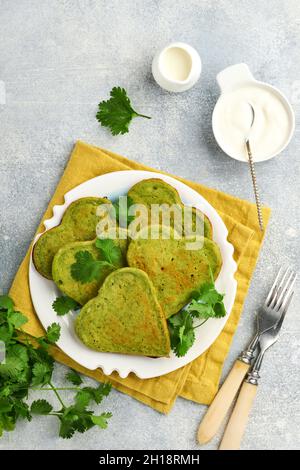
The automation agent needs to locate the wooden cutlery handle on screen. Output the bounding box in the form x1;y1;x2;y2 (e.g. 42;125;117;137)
197;360;250;444
219;381;258;450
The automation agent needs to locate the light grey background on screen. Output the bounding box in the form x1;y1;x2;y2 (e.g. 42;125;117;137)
0;0;299;450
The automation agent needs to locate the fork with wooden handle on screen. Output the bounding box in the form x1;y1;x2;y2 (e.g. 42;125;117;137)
197;268;295;445
219;277;295;450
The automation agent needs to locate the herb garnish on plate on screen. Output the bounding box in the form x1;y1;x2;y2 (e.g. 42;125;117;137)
168;275;226;357
52;296;80;316
70;238;123;284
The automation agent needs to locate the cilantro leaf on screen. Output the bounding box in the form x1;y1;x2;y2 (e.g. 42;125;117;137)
75;383;112;410
12;400;31;420
186;300;215;319
214;301;226;318
0;325;14;344
71;238;123;284
167;278;226;357
168;310;196;358
96;86;151;135
0;345;29;383
91;412;112;429
113;196;135;227
95;238;123;267
0;295;14;311
70;251;111;284
187;282;226;320
7;311;28;328
31;399;53;415
66;370;83;386
74;389;92;410
45;323;61;344
59;406;94;438
59;417;76;439
31;362;53;386
52;296;80;316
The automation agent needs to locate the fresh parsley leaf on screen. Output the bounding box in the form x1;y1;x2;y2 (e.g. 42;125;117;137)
91;412;112;429
96;86;151;135
52;296;80;316
0;295;14;311
31;399;53;415
66;370;83;386
71;251;111;284
95;238;123;267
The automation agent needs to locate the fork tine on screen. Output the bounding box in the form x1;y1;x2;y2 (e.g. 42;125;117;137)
274;290;294;333
269;268;290;309
274;271;297;311
264;267;283;307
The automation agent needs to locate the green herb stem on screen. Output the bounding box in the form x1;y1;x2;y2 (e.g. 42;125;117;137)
134;112;151;119
49;382;66;409
194;319;208;329
32;387;81;392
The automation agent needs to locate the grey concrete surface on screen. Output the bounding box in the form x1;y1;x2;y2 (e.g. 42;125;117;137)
0;0;299;450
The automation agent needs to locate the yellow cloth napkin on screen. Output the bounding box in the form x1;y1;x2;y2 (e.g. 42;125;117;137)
9;141;271;413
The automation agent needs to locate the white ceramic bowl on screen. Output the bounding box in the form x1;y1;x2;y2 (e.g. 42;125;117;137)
212;63;295;162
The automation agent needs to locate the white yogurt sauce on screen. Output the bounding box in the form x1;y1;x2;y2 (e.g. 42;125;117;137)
213;84;292;162
160;46;192;81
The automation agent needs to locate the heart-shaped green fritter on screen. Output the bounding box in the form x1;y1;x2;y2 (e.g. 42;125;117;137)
33;197;110;279
52;232;128;305
75;268;171;357
127;231;222;318
127;178;212;239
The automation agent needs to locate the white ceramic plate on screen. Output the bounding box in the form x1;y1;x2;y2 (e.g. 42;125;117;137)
29;170;237;379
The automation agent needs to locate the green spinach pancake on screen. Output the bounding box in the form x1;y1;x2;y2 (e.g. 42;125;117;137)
128;178;212;238
75;268;171;357
52;232;128;305
127;229;222;318
33;197;110;279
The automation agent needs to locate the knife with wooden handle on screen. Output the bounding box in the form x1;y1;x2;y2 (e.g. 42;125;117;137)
197;360;250;444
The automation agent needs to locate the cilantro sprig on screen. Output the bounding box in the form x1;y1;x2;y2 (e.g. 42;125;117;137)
52;296;80;316
70;238;123;284
167;277;226;357
96;87;151;135
0;295;112;438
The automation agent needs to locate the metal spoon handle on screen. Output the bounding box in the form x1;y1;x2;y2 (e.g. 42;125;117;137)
246;140;264;231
